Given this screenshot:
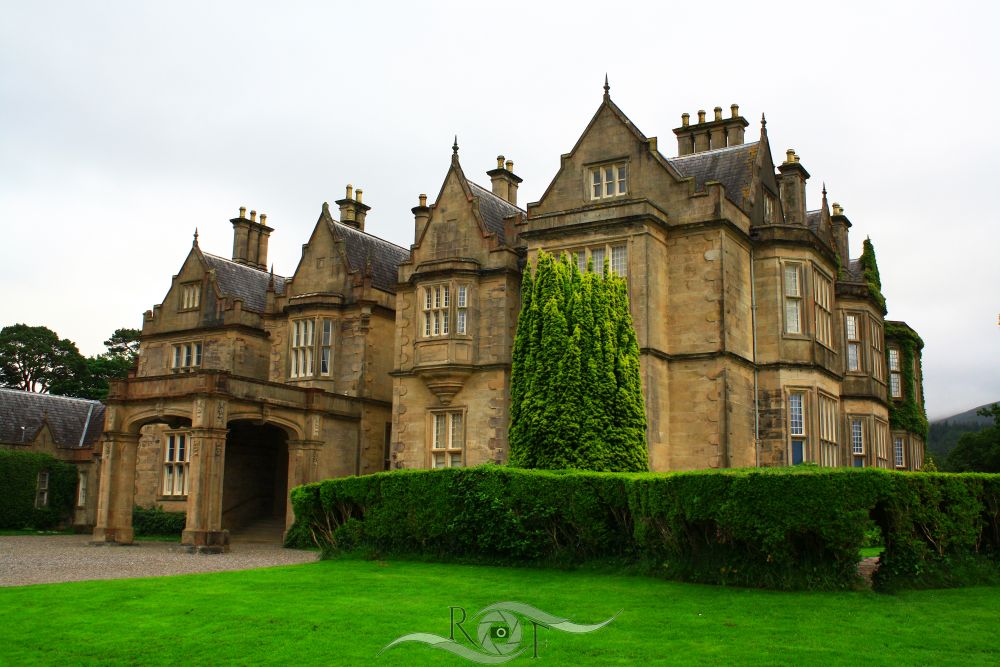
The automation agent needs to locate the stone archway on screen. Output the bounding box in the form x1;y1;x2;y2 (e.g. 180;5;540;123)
222;421;289;540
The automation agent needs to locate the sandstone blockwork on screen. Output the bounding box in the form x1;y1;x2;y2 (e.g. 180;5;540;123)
69;87;926;546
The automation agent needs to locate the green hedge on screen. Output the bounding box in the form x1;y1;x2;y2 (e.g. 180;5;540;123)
0;450;77;530
132;505;186;536
288;466;1000;591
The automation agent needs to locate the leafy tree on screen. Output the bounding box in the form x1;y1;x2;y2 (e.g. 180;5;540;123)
509;251;648;472
945;404;1000;472
103;328;141;364
0;324;86;393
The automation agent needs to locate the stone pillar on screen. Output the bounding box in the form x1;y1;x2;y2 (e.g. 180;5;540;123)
92;432;140;544
182;427;229;552
285;439;323;531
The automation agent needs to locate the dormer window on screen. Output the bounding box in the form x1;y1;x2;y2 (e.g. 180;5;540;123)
589;162;627;200
180;283;201;311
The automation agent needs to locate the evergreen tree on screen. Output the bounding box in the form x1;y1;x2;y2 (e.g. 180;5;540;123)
508;251;648;472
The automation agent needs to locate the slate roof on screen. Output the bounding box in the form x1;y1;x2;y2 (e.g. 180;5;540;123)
203;253;287;313
668;142;759;211
0;388;104;448
326;220;410;293
844;258;866;282
468;181;523;245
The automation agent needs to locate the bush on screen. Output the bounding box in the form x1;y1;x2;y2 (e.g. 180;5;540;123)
288;466;1000;591
0;450;76;529
132;505;186;536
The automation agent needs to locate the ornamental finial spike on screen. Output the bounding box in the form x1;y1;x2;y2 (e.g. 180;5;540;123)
761;112;767;129
452;135;459;155
603;73;610;99
193;227;199;247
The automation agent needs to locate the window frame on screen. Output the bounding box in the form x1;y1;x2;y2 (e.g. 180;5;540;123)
894;435;906;469
888;347;902;398
170;341;203;371
588;161;629;201
813;269;833;348
420;282;471;340
77;470;88;507
844;313;863;373
783;262;804;336
35;471;50;508
566;242;628;276
818;393;839;468
429;409;465;469
179;282;201;311
870;319;885;382
290;318;316;379
874;418;890;469
161;431;191;498
788;389;807;465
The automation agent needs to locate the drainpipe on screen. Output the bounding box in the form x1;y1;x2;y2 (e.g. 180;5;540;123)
79;403;95;447
750;247;760;467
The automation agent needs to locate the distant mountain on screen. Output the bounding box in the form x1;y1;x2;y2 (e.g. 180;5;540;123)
927;401;999;459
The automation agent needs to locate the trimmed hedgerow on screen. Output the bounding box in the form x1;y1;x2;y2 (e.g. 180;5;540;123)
132;505;186;536
288;466;1000;591
0;450;76;530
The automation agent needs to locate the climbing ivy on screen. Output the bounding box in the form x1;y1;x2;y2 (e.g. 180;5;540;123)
859;238;887;314
885;322;928;441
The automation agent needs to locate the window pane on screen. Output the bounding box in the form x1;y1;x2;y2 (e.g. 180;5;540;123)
575;251;587;273
617;165;627;193
789;393;804;435
848;343;860;371
424;313;431;337
457;310;466;335
322;319;332;345
450;452;462;468
434;414;446;448
591;247;605;271
163;466;173;495
851;419;863;454
432;452;445;468
321;348;330;374
845;315;857;340
888;349;900;371
450;413;463;447
442;311;449;335
611;245;627;276
785;301;801;334
425;289;432;310
194;343;202;366
443;286;449;308
434;287;441;308
457;286;467;308
784;265;800;297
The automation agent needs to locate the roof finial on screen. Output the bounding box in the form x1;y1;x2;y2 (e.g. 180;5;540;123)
760;112;767;129
193;227;199;247
452;135;459;155
603;73;610;99
822;181;828;197
268;264;275;290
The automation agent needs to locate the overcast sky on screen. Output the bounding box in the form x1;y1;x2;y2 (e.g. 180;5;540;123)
1;1;997;419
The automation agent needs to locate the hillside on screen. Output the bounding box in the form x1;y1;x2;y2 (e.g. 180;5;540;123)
927;400;999;459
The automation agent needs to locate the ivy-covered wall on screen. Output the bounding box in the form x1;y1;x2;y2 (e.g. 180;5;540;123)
0;450;76;529
886;322;928;440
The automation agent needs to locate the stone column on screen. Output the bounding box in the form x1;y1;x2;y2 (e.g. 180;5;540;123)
181;427;229;552
92;432;140;544
285;439;322;531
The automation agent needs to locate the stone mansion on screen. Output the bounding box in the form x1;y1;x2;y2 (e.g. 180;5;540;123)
85;85;926;549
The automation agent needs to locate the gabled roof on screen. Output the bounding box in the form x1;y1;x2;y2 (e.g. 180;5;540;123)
668;142;760;211
468;181;523;245
319;207;409;293
0;388;104;448
202;252;287;313
844;258;866;282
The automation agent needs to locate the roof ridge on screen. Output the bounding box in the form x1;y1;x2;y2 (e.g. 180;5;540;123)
0;387;103;405
329;219;409;252
468;180;526;214
202;251;287;278
668;141;761;161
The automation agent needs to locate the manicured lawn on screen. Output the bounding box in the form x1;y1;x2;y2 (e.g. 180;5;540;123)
859;546;885;558
1;558;998;666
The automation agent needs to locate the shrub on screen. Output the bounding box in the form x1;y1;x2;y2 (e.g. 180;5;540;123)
132;505;186;536
0;450;76;529
289;466;1000;591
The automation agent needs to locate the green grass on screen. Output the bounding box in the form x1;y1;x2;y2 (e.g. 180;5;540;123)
1;558;998;666
0;528;74;536
859;546;885;558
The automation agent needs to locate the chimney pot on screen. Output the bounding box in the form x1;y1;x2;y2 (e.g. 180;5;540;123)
346;184;354;200
697;110;706;124
505;159;513;172
419;193;427;207
250;210;257;222
714;106;723;121
785;149;796;164
730;103;739;118
832;202;844;216
356;189;363;203
239;206;247;219
260;213;267;226
681;112;690;127
497;155;505;168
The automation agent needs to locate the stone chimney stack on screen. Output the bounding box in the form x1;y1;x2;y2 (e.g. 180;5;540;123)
412;193;430;241
487;155;523;205
230;206;273;270
336;184;371;232
777;149;810;226
673;103;749;156
830;202;852;263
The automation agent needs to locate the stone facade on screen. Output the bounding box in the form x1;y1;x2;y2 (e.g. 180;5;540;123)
92;86;927;548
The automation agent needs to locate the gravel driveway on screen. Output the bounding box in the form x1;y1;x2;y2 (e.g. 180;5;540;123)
0;535;318;587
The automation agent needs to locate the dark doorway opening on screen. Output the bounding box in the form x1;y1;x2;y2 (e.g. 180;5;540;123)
222;422;289;534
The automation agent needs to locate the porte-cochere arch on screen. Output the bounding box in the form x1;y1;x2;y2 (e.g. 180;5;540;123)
93;371;373;551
